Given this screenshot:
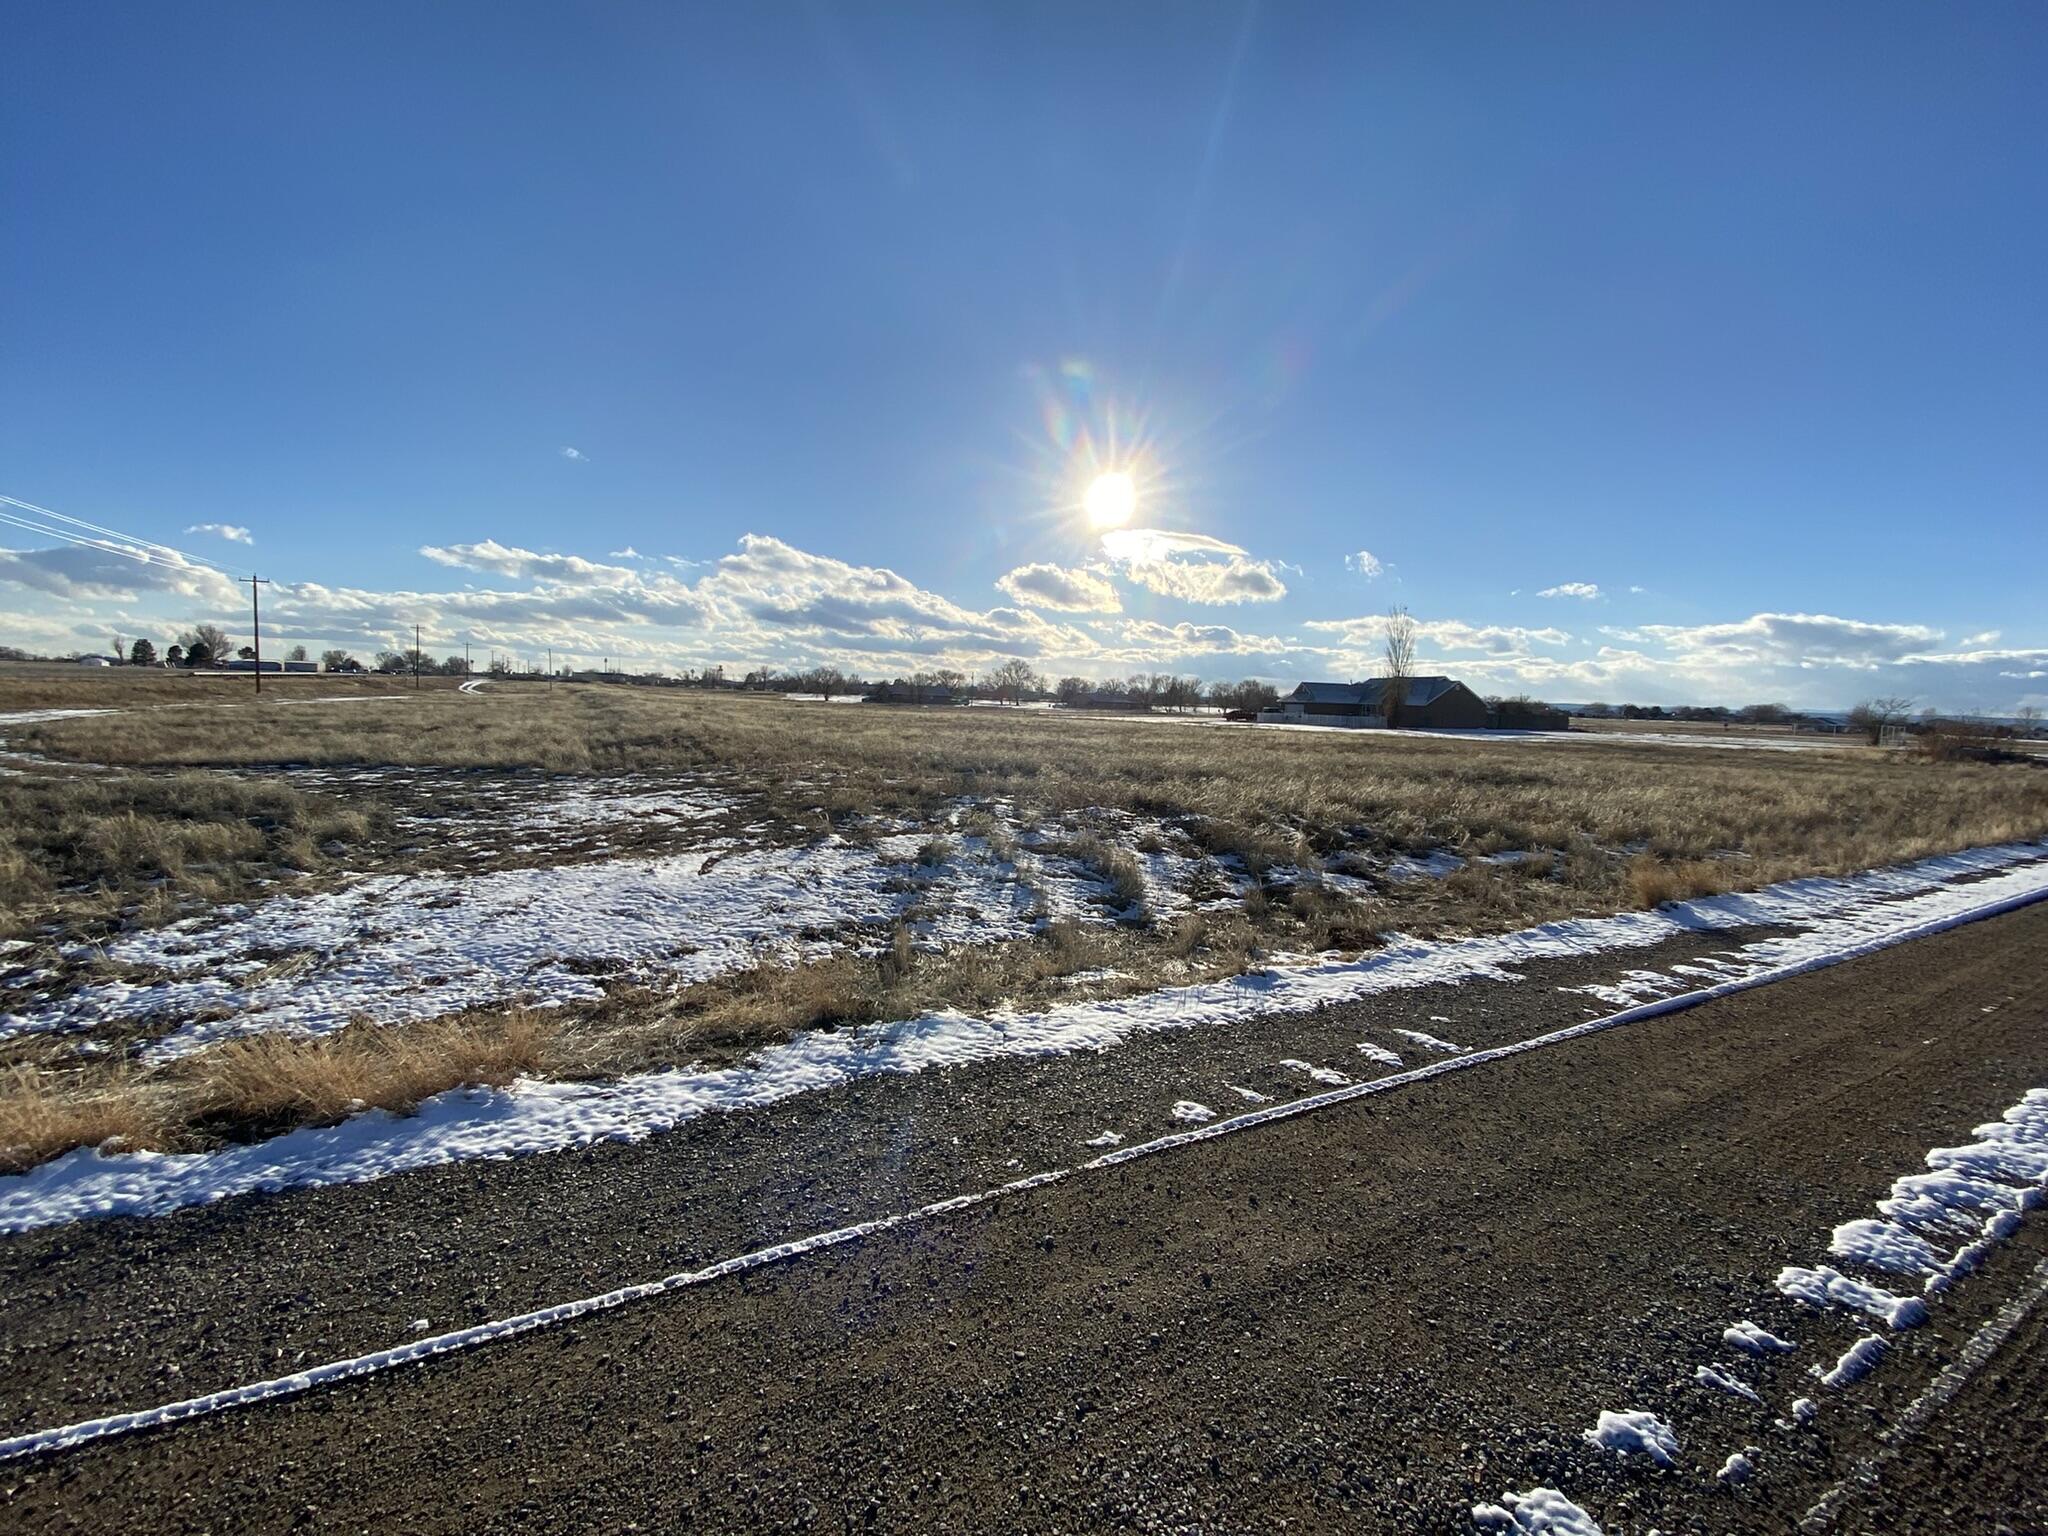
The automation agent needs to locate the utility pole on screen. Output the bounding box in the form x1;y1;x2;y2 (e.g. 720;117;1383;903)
414;622;421;691
247;574;272;694
547;645;552;678
464;641;470;676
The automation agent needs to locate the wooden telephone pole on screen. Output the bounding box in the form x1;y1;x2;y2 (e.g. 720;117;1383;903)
414;623;422;690
248;575;272;693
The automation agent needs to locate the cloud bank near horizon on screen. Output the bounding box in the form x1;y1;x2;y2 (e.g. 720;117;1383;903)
0;530;2041;712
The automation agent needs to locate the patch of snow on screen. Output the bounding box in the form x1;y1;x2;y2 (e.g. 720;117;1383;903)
1717;1449;1756;1484
1392;1027;1466;1053
1354;1041;1403;1066
4;841;2046;1232
1082;1131;1123;1147
1694;1363;1762;1403
1170;1101;1215;1123
0;708;118;725
1815;1334;1887;1388
1582;1408;1679;1467
1723;1320;1796;1355
1279;1058;1353;1086
1389;850;1465;881
1227;1085;1270;1103
1775;1265;1928;1329
1472;1487;1605;1535
1829;1218;1945;1276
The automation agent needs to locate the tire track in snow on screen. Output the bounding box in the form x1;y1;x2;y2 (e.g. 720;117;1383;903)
2;870;2045;1466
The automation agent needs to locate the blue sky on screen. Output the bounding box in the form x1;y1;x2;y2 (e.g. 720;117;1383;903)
4;2;2043;709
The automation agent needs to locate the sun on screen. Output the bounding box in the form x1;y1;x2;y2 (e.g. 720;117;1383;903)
1084;470;1137;529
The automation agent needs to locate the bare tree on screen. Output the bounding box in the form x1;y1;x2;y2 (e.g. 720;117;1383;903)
286;644;308;663
1847;695;1914;746
1381;605;1417;727
988;657;1041;704
182;622;232;660
320;649;354;671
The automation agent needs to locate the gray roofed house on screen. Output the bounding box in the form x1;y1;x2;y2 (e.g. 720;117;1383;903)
1262;675;1489;730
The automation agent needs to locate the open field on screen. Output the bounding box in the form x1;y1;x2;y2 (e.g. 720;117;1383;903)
0;660;463;714
1;679;2046;1534
3;682;2045;1175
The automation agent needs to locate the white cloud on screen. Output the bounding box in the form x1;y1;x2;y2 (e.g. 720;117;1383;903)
609;547;642;560
560;447;587;461
1099;526;1288;606
1306;616;1571;656
184;523;252;544
1537;582;1601;600
1345;550;1383;578
1115;620;1285;656
995;562;1122;613
419;540;641;586
1961;630;2000;648
1639;611;1943;669
1628;585;1646;594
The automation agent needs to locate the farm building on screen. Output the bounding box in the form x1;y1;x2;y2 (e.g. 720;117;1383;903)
1263;676;1490;730
1067;691;1151;712
864;681;959;706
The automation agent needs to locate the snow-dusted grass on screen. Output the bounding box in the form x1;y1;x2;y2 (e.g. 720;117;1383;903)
4;837;2044;1229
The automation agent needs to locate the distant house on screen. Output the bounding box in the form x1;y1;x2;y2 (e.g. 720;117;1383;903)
1264;676;1490;730
864;681;958;706
74;655;114;667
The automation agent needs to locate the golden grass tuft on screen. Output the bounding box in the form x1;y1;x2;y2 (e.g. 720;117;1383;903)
180;1012;562;1139
0;1065;173;1174
1624;855;1732;909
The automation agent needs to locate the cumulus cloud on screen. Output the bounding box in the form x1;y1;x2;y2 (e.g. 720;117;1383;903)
1098;526;1288;606
1638;611;1943;669
559;447;587;461
1115;620;1285;655
419;540;641;586
2;524;2037;710
184;523;252;545
0;543;241;604
609;547;642;560
1345;550;1383;578
995;562;1122;613
1537;582;1601;600
1306;616;1571;656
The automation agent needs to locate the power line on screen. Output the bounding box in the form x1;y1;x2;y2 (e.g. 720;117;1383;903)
0;494;245;580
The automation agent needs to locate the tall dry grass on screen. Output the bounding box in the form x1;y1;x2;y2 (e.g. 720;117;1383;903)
0;771;378;936
0;1012;562;1172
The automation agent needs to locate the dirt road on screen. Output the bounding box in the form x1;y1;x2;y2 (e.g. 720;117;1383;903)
5;903;2046;1533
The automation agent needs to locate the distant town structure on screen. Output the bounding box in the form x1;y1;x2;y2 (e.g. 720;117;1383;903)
864;680;960;706
1069;690;1150;712
220;658;323;673
1263;676;1490;730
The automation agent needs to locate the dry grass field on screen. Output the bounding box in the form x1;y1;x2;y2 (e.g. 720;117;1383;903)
4;678;2045;1173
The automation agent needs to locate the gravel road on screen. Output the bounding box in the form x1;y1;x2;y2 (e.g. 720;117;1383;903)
4;902;2046;1533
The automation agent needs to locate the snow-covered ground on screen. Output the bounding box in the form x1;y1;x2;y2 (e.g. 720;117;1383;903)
3;838;2043;1233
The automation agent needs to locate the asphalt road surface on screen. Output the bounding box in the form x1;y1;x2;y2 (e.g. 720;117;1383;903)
4;901;2046;1534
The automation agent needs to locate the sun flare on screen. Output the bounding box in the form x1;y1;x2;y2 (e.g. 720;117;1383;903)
1084;470;1137;529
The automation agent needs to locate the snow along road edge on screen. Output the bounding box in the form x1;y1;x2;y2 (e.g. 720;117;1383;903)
2;867;2044;1466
